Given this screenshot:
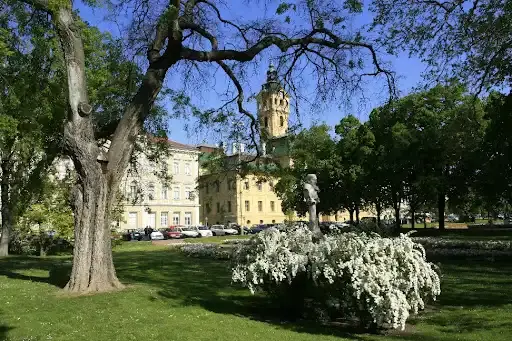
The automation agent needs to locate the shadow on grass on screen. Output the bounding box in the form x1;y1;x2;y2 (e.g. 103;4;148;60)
113;249;512;339
0;311;13;341
0;256;71;288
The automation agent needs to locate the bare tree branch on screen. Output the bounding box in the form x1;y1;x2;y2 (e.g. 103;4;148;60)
216;60;260;160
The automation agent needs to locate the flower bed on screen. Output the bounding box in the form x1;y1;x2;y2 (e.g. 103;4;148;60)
222;239;250;245
179;243;232;260
412;237;512;251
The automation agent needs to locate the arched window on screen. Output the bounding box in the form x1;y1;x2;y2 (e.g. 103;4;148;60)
280;99;283;105
264;117;268;128
279;116;284;127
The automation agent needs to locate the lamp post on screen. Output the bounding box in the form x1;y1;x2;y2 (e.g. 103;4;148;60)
233;121;244;234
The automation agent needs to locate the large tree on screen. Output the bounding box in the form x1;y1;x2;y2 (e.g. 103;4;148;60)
0;3;153;257
370;0;512;91
15;0;394;293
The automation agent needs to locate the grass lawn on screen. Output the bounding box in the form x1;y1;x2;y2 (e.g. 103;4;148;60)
1;242;512;341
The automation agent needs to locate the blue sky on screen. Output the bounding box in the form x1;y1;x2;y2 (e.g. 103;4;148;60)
75;1;427;146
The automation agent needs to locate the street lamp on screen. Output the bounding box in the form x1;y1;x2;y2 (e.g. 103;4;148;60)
233;121;244;234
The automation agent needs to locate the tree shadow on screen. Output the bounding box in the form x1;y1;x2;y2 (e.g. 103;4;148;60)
0;256;71;288
436;259;512;307
0;311;13;341
114;250;373;340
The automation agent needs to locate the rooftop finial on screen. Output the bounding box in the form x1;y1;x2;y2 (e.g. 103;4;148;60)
268;61;275;73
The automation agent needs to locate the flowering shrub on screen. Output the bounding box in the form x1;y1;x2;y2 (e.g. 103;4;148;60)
180;243;232;260
232;228;441;330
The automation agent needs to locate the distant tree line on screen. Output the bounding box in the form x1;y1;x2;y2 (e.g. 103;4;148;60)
275;82;512;230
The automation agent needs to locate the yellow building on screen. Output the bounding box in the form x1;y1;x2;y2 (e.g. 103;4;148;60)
199;64;374;226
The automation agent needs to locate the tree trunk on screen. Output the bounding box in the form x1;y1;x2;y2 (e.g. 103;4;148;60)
0;162;12;257
349;209;354;223
438;193;445;230
64;163;123;293
376;202;381;226
355;204;360;224
392;191;401;231
411;208;415;229
423;212;427;228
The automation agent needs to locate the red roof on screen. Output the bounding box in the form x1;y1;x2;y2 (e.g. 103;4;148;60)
150;136;198;151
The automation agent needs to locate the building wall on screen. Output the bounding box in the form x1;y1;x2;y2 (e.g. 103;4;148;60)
199;172;289;226
119;147;201;230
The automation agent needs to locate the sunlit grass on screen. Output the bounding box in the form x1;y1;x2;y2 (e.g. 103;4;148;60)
1;242;511;341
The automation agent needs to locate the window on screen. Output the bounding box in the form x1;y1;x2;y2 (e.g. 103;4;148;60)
227;201;232;213
269;181;274;191
148;183;155;200
161;212;168;227
206;203;211;213
257;182;263;191
247;220;251;224
184;212;192;225
272;219;276;223
161;185;168;200
280;115;284;127
270;201;275;212
173;187;180;200
260;219;263;224
128;212;137;228
172;212;180;225
185;163;191;175
264;117;268;128
185;187;191;200
245;200;250;212
129;181;137;199
216;202;221;213
173;162;179;175
258;201;263;212
215;181;220;192
280;99;283;106
244;181;249;190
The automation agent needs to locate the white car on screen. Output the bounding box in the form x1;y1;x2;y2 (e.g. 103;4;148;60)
150;230;164;240
210;225;238;236
177;226;200;238
194;226;213;237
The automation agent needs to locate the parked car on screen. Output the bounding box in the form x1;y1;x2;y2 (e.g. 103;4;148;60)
150;230;164;240
194;226;213;237
179;226;200;238
249;224;271;234
229;224;250;235
210;225;238;236
160;228;183;239
124;229;143;241
446;214;459;222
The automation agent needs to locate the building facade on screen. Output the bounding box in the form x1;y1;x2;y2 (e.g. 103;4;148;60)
119;140;201;230
199;64;301;226
198;63;378;226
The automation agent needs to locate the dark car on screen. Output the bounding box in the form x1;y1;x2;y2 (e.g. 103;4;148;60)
231;224;251;235
249;224;272;234
124;229;143;241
